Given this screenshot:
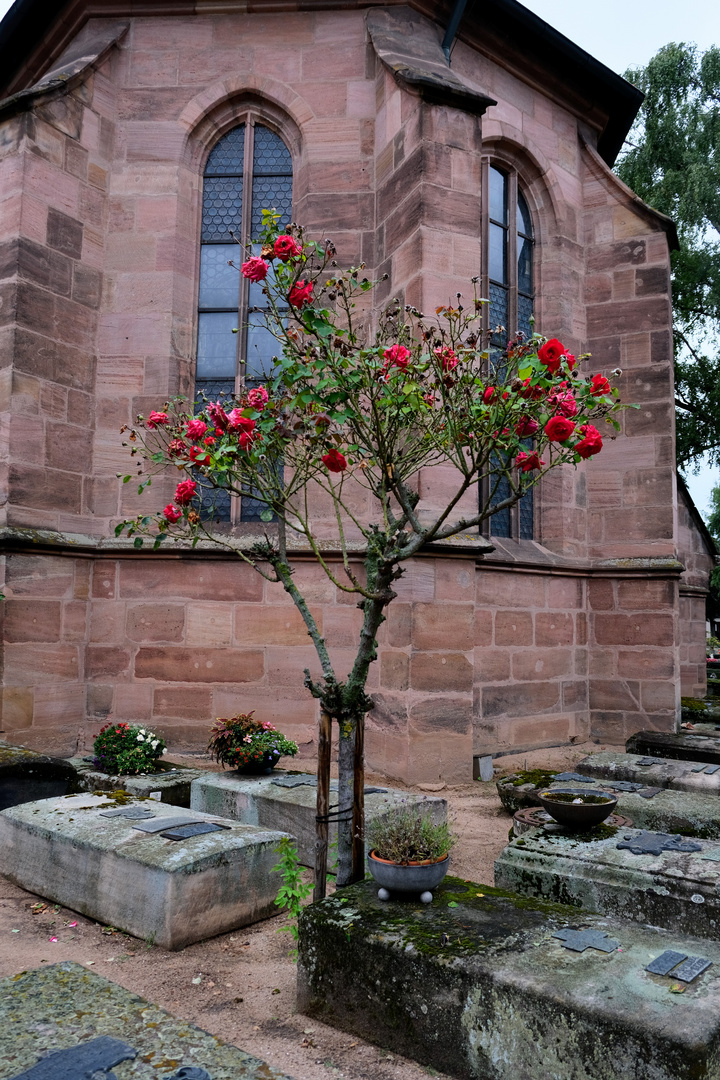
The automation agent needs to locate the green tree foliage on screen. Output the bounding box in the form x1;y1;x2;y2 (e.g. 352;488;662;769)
707;483;720;543
616;43;720;469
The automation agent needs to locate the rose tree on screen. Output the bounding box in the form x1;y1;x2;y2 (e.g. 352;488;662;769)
117;213;630;893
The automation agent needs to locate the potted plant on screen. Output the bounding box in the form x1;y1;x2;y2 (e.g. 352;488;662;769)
207;713;299;774
93;723;167;776
366;806;456;903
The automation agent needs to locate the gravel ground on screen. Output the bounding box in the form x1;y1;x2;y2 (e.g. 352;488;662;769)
0;740;621;1080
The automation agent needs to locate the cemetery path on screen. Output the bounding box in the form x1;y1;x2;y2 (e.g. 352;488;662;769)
0;740;618;1080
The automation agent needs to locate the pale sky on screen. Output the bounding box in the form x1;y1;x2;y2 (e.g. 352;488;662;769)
0;0;718;514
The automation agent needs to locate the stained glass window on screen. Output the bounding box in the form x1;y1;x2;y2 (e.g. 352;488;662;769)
196;121;293;522
483;164;535;540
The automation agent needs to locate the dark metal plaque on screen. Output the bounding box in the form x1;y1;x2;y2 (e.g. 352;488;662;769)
636;787;663;799
635;757;666;766
705;765;720;775
553;928;619;953
672;956;713;983
9;1035;136;1080
163;1069;212;1080
617;831;703;856
645;950;688;976
605;781;643;792
160;822;230;840
553;772;596;783
100;806;156;820
691;763;709;772
271;775;317;787
132;816;209;833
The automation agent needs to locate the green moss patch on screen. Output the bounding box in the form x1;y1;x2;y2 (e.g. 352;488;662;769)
505;769;558;788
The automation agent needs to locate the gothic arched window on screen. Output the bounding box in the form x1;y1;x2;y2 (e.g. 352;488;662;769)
482;161;535;540
196;121;293;521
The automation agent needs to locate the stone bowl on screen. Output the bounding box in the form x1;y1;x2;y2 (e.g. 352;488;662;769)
537;788;618;830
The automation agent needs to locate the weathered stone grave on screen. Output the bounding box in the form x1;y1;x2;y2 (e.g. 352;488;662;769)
0;794;286;949
191;772;446;867
67;756;205;807
0;741;78;811
0;961;294;1079
574;750;720;796
298;876;720;1080
494;824;720;938
627;729;720;764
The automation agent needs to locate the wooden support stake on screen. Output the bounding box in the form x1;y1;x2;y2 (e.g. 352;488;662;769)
314;709;332;901
351;715;365;884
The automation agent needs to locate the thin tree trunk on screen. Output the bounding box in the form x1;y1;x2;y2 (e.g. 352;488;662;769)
335;718;356;885
314;710;332;901
352;715;365;882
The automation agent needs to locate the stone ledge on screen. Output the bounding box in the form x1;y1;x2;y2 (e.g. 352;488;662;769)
298;877;720;1080
0;961;294;1079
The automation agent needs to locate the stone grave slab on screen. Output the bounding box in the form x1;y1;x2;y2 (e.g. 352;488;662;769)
0;961;294;1079
298;876;720;1080
626;729;720;764
573;750;720;796
191;772;446;867
67;756;205;807
494;825;720;938
0;741;79;811
0;793;287;950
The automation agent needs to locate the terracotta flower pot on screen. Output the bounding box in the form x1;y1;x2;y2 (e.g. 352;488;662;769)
367;849;449;903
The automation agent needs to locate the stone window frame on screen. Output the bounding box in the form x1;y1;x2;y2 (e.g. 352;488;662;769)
480;155;537;542
193;104;297;524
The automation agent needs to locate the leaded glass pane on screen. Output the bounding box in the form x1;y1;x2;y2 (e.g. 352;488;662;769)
246;312;279;382
518;293;534;341
248;244;287;309
517;191;532;237
489;281;508;340
194;378;235;406
198;476;232;523
518;236;533;296
253;126;293;175
205;125;245;175
490;464;511;538
489;222;506;284
198;245;241;309
489;166;507;224
251;174;293;237
197;312;238;377
202;177;243;242
519;488;534;539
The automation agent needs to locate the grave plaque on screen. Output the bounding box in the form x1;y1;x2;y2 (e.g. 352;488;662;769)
636;757;666;766
645;950;688;976
552;928;619;953
553;772;596;783
604;781;643;792
100;806;156;820
705;765;720;775
8;1035;136;1080
132;815;210;833
617;831;703;856
702;848;720;861
160;822;230;840
672;956;713;983
637;787;663;799
692;764;708;772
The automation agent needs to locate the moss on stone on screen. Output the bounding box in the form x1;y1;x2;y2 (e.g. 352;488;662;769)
507;769;558;788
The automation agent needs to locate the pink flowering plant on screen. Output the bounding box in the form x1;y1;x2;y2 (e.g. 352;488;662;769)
207;713;299;771
116;209;631;887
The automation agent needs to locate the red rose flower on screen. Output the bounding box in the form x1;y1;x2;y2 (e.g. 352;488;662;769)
274;235;302;261
168;439;187;457
520;378;545;400
186;418;208;441
537;338;566;374
174;478;197;505
565;353;577;371
321;449;348;473
434;346;458;372
227;410;256;434
590;373;611;397
383;344;411;369
483;387;495;403
163;504;182;523
207;402;229;430
548;388;578;418
515;416;539;437
189;446;211;465
147;411;169;428
516;451;545;472
247;387;269;409
238;431;256;451
289;280;313;308
242;257;269;282
575;424;603;459
545;415;576;442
